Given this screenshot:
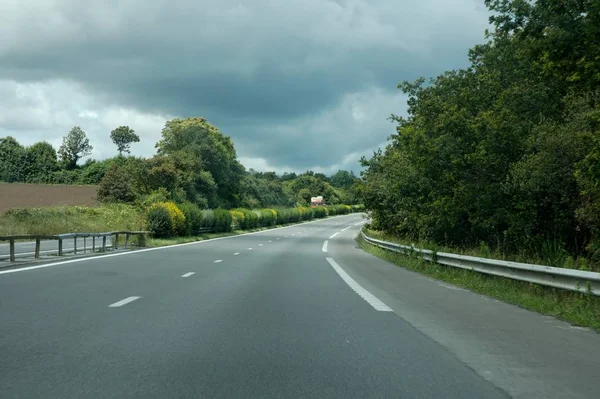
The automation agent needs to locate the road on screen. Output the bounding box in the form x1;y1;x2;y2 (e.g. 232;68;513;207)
0;214;598;398
0;236;113;261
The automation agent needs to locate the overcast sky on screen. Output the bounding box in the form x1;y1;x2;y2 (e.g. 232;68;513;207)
0;0;490;174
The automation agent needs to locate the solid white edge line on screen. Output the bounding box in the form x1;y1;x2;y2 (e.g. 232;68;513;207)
181;272;195;278
329;232;339;239
322;241;328;253
0;214;361;276
109;296;141;308
325;258;392;312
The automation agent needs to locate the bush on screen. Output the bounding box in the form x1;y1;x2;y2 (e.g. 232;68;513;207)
138;188;170;208
297;207;313;220
213;208;233;232
179;202;204;235
313;206;328;218
234;208;258;229
97;165;137;203
259;208;277;226
351;204;365;213
230;210;245;229
200;210;215;229
147;205;172;237
148;202;186;236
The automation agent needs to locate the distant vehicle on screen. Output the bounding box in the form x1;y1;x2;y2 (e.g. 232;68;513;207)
310;196;325;207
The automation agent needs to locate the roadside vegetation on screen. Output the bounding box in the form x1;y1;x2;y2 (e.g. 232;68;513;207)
357;1;600;271
357;232;600;331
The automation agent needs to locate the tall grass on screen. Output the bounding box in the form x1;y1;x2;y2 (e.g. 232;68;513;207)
364;228;599;272
0;205;145;236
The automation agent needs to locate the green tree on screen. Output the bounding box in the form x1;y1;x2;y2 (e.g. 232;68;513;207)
24;142;58;183
58;126;93;170
110;126;140;156
97;165;137;203
156;117;245;207
330;170;357;188
0;136;25;182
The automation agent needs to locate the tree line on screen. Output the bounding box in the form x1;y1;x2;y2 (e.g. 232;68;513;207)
358;0;600;265
0;118;360;209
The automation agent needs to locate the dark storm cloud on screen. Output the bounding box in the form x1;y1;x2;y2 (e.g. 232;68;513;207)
0;0;490;172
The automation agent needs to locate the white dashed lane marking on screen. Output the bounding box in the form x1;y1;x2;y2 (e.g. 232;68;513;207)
214;260;223;263
109;296;141;308
322;241;328;253
181;272;195;278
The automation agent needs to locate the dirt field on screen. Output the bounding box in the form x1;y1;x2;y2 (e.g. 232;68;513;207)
0;183;99;213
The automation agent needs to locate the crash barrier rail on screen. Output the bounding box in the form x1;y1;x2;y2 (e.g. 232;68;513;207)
0;231;150;262
361;229;600;296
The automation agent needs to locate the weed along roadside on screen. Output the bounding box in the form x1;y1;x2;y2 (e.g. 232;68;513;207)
357;230;600;331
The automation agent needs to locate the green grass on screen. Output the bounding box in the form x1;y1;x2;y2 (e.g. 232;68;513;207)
0;205;146;236
357;233;600;331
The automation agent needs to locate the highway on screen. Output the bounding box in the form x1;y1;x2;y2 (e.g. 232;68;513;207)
1;214;599;398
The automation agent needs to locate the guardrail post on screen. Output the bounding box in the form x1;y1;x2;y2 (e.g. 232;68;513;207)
92;236;96;253
125;233;130;248
102;236;106;252
115;234;119;249
35;238;40;259
10;239;15;262
84;237;87;254
58;238;63;256
74;237;77;254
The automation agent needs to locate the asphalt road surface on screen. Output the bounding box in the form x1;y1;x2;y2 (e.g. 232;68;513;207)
1;214;599;398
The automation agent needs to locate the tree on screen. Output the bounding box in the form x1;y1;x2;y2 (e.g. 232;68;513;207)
24;142;58;183
0;136;25;182
110;126;140;156
156;117;245;207
330;170;357;188
97;165;137;203
58;126;93;170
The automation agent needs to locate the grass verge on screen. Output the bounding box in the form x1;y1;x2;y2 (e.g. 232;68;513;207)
0;205;145;236
357;233;600;331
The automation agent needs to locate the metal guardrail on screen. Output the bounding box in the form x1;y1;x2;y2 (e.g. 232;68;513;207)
361;229;600;296
0;231;150;262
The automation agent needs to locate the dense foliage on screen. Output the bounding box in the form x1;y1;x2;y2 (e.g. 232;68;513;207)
359;0;600;264
1;118;360;210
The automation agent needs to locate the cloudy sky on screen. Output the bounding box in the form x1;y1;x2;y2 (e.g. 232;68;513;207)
0;0;490;174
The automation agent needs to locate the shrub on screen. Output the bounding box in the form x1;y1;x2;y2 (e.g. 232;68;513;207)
234;208;258;229
259;208;277;226
213;208;232;232
200;210;215;229
149;202;186;236
179;202;204;235
313;206;328;218
97;165;137;203
138;188;170;208
147;205;173;237
297;207;313;220
230;210;245;229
